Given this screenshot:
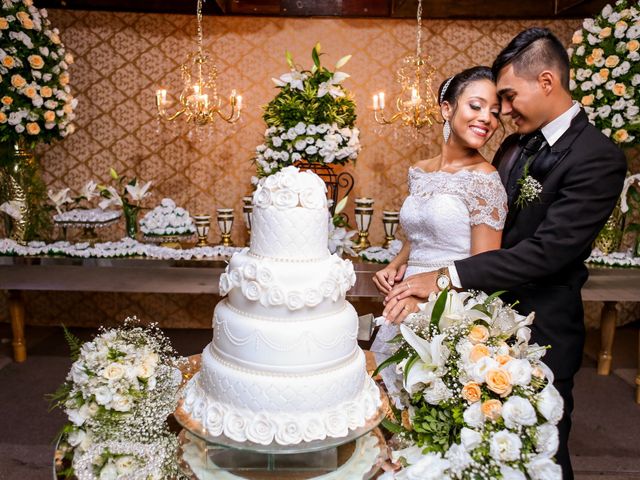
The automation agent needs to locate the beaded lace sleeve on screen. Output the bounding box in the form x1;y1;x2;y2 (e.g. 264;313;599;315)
466;172;508;231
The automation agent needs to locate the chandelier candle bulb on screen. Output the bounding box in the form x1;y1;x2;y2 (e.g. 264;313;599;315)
373;94;379;111
379;92;385;109
236;95;242;110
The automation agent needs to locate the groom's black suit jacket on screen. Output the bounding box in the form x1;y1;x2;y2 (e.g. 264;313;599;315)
455;110;626;380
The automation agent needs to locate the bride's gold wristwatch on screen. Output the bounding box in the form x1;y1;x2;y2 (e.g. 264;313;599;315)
436;267;451;291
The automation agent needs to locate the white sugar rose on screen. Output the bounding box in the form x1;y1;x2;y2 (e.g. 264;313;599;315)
303;417;326;442
537;384;564;424
204;403;225;436
286;291;305;310
242;281;262;302
299;187;326;209
253;187;271;208
345;402;365;429
219;273;233;296
266;286;285;306
501;465;527;480
224;411;248;442
256;266;274;286
527;455;562;480
275;416;303;445
246;413;276;444
535;423;560;458
304;288;323;307
243;262;258;280
489;430;522;462
263;174;280;190
278;167;300;191
324;411;349;438
502;396;537;429
272;189;299;209
229;268;242;286
320;280;335;298
460;427;482;451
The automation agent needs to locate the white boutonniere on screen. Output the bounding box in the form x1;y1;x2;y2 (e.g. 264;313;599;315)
516;163;543;209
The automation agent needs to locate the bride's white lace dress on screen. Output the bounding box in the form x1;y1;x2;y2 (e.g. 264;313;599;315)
371;166;507;403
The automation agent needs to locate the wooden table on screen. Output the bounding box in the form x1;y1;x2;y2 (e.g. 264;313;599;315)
2;257;639;400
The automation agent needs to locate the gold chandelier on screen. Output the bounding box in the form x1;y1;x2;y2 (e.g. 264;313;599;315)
155;0;242;127
372;0;440;130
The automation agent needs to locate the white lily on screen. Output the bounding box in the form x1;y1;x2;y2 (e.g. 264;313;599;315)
126;180;152;202
317;72;350;98
328;223;357;256
48;187;73;214
79;180;99;201
0;200;24;220
98;186;122;210
272;70;307;91
438;290;488;331
620;174;640;213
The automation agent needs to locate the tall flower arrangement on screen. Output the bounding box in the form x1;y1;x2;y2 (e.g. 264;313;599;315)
377;290;563;480
0;0;76;145
253;44;361;178
568;0;640;146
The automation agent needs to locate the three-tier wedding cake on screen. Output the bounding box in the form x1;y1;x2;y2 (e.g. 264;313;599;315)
180;166;381;445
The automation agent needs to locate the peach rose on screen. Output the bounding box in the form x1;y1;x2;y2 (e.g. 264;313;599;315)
599;68;610;80
0;112;7;123
613;129;629;143
468;325;489;344
28;55;44;69
40;86;52;98
570;68;575;79
628;40;639;52
469;344;490;363
616;20;628;29
24;86;37;99
401;409;412;430
581;94;595;106
481;399;502;421
16;11;33;29
613;83;626;96
11;75;26;89
59;72;69;86
2;96;13;106
22;18;34;29
43;110;55;122
592;48;604;60
486;368;512;397
63;103;73;114
0;17;8;29
572;30;583;44
461;382;482;403
50;32;61;44
599;27;612;38
605;55;620;68
496;354;513;366
26;122;40;135
2;56;14;68
585;55;595;66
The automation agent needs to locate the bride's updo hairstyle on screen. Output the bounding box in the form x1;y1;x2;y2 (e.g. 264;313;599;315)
438;66;495;107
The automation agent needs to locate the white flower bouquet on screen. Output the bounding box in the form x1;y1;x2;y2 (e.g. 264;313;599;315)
568;0;640;146
254;44;361;177
139;198;195;236
51;318;185;480
377;290;563;479
0;0;76;145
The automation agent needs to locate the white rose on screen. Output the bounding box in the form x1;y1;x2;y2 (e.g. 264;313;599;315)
612;113;625;128
424;378;453;404
463;402;484;429
470;355;499;383
324;411;348;438
115;456;137;475
244;414;275;445
304;288;323;307
70;361;89;385
272;188;298;209
402;452;451;480
102;363;125;381
537;384;564;424
527;455;563;480
243;262;258;280
505;359;533;385
445;443;473;475
219;273;233;296
110;394;132;412
299;188;326;209
286;291;305;310
489;429;522;462
294;122;306;135
99;461;118;480
93;385;113;405
242;280;261;302
265;286;285;306
303;417;326;442
256;266;274;286
253;187;271;208
535;423;560;458
501;465;527;480
502;396;537;428
66;407;86;426
460;427;482;451
275;416;303;445
224;411;248;442
67;428;86;447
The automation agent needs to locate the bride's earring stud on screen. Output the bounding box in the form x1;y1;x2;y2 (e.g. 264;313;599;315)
443;120;451;143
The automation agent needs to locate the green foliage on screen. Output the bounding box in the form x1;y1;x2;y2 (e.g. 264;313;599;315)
62;325;83;361
430;288;449;328
411;402;464;453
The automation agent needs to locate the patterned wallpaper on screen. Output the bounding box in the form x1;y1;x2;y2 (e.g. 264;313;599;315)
1;11;637;328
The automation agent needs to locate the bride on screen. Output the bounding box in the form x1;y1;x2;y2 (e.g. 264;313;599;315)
372;66;507;345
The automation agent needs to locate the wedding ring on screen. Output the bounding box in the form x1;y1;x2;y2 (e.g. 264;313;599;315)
407;282;411;289
403;306;409;311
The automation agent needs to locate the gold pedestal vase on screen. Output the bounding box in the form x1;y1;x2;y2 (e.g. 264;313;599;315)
594;202;625;255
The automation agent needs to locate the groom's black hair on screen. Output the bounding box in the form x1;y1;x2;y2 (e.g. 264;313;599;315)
492;27;570;91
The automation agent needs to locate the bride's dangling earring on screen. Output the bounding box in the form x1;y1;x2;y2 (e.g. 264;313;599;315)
443;120;451;143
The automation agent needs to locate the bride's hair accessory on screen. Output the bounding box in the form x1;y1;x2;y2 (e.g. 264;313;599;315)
439;76;455;104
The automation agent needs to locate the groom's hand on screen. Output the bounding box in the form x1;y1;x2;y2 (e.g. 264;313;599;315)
382;295;422;325
384;272;438;305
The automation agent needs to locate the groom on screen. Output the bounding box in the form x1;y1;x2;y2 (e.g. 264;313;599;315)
384;28;626;479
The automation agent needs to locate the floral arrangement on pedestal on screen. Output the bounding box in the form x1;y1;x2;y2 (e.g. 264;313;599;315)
377;290;563;480
253;44;361;178
568;0;639;146
140;198;195;237
98;168;152;238
50;319;185;480
0;0;76;241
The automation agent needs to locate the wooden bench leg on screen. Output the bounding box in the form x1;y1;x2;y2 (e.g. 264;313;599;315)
597;301;617;376
636;329;640;404
8;290;26;362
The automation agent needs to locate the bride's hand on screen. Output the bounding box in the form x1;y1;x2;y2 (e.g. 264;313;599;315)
372;263;407;295
382;295;421;325
384;272;438;304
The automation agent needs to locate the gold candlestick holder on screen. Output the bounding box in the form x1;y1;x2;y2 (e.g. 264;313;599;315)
382;210;400;249
216;208;234;246
192;214;211;247
242;196;253;245
354;198;374;252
